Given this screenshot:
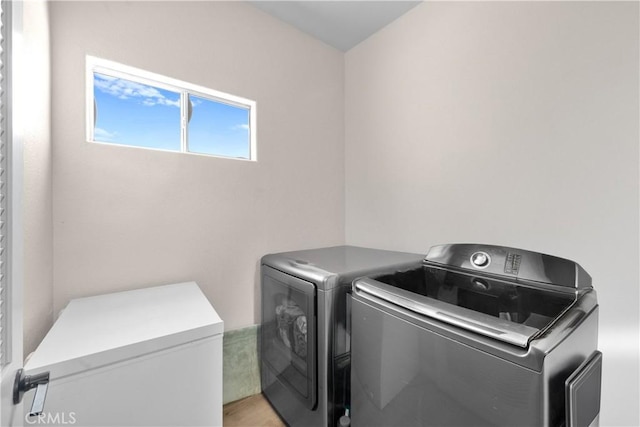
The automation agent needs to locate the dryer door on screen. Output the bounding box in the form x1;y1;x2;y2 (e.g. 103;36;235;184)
261;266;317;409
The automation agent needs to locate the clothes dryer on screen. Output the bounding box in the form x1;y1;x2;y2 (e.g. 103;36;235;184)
260;245;424;427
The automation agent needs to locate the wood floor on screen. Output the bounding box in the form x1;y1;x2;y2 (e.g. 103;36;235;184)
223;393;285;427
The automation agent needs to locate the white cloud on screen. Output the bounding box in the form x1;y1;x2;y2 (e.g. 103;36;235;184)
98;75;118;82
94;74;180;108
232;123;250;131
94;127;118;142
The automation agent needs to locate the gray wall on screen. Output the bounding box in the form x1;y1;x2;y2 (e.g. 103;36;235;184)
22;0;53;355
345;2;639;425
48;1;345;333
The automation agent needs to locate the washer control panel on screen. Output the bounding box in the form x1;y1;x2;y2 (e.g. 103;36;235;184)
424;243;592;290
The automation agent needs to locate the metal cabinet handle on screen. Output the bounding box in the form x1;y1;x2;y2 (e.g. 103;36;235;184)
13;368;50;417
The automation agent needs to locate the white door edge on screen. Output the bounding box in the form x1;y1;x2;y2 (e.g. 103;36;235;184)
0;0;25;425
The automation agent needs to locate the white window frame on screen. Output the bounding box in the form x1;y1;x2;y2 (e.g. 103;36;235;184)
86;55;257;161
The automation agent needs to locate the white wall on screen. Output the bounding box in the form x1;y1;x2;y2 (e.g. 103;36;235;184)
21;0;53;356
345;2;639;426
49;1;345;332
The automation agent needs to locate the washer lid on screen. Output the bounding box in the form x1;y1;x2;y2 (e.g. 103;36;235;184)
24;282;223;378
354;271;581;348
354;278;541;348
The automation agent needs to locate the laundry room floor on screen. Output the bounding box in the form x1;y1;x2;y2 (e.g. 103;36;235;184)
223;393;285;426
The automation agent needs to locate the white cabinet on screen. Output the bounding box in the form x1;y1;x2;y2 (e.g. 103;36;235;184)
23;282;223;426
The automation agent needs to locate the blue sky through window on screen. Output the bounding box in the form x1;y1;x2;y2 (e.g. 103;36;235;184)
93;72;252;159
94;73;181;150
188;95;250;159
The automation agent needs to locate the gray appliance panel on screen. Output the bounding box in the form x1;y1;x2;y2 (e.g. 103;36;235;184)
350;294;599;427
262;246;425;290
350;296;544;426
566;351;603;427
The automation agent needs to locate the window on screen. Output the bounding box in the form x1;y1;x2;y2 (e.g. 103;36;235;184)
86;56;256;160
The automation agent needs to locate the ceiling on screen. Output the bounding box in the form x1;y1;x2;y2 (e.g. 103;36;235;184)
248;1;422;52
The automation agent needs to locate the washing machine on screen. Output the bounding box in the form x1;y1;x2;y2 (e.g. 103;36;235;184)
21;282;223;426
260;245;424;427
351;243;601;427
